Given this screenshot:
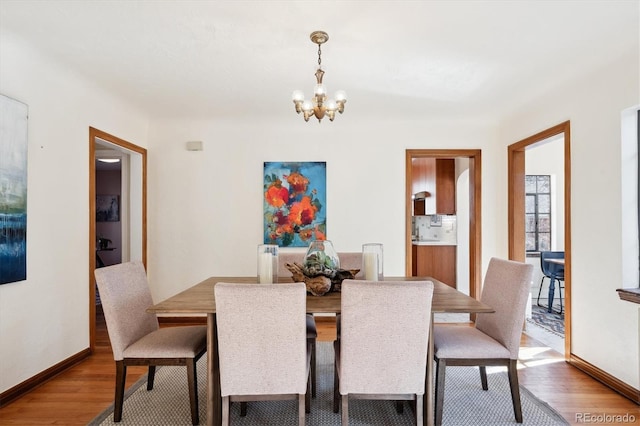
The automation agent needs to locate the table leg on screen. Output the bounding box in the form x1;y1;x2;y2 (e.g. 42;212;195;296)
547;276;556;313
207;313;221;426
96;252;105;268
424;313;434;426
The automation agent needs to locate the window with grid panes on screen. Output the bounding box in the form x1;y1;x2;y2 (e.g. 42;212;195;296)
525;175;551;252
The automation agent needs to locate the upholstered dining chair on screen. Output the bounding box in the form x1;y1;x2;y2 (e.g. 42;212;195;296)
278;251;318;397
333;279;434;426
94;261;207;425
433;257;533;426
278;250;363;398
214;282;311;426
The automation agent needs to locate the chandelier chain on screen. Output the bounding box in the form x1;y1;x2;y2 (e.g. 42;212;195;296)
317;44;322;68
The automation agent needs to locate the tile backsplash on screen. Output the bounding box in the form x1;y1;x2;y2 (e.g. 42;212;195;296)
412;215;457;244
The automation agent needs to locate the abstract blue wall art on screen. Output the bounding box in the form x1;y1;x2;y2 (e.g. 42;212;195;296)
0;94;28;285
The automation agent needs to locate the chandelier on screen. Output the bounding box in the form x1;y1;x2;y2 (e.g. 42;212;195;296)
292;31;347;123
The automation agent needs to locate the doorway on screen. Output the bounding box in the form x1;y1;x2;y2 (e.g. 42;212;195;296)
89;127;147;353
405;149;482;301
507;121;571;359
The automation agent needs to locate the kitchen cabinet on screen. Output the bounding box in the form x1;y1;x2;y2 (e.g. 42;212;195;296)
435;159;455;214
411;158;456;215
412;244;456;288
411;159;433;195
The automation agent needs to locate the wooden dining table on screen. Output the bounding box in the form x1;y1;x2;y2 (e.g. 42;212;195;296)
148;276;493;426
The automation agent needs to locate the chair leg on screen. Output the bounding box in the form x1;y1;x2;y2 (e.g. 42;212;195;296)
147;365;156;390
395;400;404;414
507;359;523;423
341;395;349;426
298;393;305;426
415;394;423;426
221;396;230;426
114;361;126;422
558;283;564;315
186;358;199;425
305;369;311;414
479;366;488;390
240;402;247;417
333;357;340;413
536;276;546;307
434;358;446;426
310;339;317;398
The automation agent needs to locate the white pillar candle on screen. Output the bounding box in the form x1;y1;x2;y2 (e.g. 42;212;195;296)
258;252;273;283
364;252;378;281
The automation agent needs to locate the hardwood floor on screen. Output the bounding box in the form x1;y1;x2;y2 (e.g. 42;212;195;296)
0;311;637;425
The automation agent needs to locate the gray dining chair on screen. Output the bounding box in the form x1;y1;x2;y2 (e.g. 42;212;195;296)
333;279;434;426
433;257;533;426
94;261;207;425
215;282;311;425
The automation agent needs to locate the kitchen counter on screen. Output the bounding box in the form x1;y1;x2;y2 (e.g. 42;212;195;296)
412;240;457;246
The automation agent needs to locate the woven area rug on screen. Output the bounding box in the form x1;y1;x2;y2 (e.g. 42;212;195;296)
90;342;568;426
527;305;565;337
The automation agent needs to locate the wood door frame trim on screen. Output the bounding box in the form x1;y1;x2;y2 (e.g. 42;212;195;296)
507;121;571;359
89;127;147;353
405;149;482;301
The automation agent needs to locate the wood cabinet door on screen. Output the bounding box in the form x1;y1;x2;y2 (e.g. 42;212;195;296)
411;158;436;214
414;245;456;288
435;159;456;214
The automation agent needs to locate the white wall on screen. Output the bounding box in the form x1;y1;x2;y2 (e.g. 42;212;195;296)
499;48;640;389
0;31;149;393
621;107;639;288
145;118;502;302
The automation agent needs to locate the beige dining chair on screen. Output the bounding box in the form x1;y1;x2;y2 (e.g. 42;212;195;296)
333;279;434;426
433;257;533;426
278;250;363;398
278;251;318;397
214;282;311;426
94;261;207;425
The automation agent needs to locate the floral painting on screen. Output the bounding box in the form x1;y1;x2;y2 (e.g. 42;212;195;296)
264;162;326;247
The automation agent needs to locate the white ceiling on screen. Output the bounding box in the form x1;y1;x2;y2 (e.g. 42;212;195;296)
1;1;637;122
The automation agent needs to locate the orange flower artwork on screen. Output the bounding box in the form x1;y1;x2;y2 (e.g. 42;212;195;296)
263;162;326;247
